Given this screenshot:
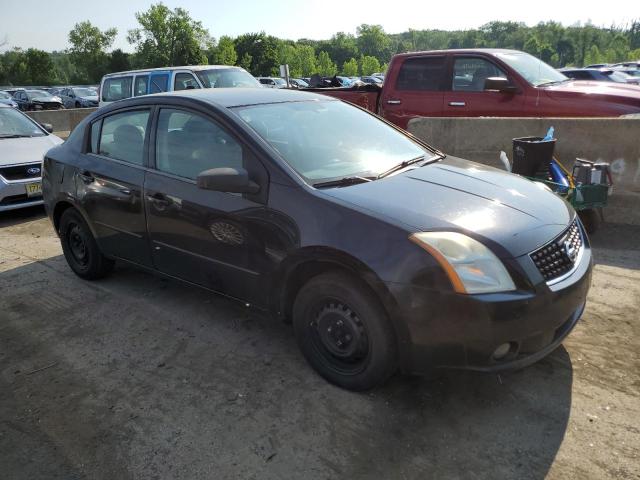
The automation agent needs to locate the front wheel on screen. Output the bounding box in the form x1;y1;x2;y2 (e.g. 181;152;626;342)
59;208;114;280
293;272;397;391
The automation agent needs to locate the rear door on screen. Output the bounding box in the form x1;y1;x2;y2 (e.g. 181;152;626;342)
144;106;271;305
379;55;446;129
77;107;153;266
443;55;525;116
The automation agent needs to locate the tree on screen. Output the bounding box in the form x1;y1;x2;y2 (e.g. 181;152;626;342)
68;21;117;82
316;51;337;76
324;32;359;68
25;49;54;85
523;35;541;56
583;44;603;66
359;55;381;76
234;32;280;75
108;49;131;73
296;45;317;76
127;3;211;67
210;36;237;65
341;58;358;77
356;24;391;63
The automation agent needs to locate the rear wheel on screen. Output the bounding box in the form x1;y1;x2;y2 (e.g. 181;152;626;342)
292;272;397;391
59;208;114;280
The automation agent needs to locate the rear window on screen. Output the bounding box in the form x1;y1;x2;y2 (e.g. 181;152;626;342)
396;56;446;91
102;76;133;102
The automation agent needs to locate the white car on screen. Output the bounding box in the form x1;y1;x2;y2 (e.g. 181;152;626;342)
0;104;63;212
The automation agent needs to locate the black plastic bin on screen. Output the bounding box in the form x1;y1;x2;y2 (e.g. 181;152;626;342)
512;136;556;177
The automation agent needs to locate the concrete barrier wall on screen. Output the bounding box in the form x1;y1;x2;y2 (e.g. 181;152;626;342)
408;117;640;226
26;108;97;137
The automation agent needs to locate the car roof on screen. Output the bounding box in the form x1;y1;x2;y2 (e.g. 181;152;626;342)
120;88;336;109
393;48;523;58
103;65;244;78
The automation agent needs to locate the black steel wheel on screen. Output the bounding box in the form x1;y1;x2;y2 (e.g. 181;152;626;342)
59;208;114;280
293;272;397;390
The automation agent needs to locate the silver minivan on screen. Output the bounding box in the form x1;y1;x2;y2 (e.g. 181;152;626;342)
99;66;261;107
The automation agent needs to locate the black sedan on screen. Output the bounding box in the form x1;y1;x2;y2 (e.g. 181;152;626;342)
42;89;592;390
13;89;64;111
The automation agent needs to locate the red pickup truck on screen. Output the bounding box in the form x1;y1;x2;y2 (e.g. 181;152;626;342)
316;49;640;129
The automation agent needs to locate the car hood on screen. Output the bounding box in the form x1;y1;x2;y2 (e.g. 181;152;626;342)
543;80;640;101
0;134;64;167
32;96;61;103
320;156;573;258
79;95;98;102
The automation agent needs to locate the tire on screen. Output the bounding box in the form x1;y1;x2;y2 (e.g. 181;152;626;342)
75;101;80;108
578;208;600;234
59;208;114;280
292;272;397;391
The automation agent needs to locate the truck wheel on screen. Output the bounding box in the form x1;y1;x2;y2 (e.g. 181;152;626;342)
59;208;114;280
578;209;600;234
292;272;397;391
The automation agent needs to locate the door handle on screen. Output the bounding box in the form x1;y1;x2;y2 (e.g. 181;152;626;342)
148;193;171;207
448;101;466;107
386;99;402;105
78;171;94;184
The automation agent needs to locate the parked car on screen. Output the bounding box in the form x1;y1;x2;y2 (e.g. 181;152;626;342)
359;76;383;85
257;77;287;88
0;104;63;211
584;63;610;68
0;91;18;108
611;61;640;69
99;65;261;106
559;68;640;85
13;89;64;111
313;49;640;129
42;88;592;391
289;78;309;89
59;86;99;108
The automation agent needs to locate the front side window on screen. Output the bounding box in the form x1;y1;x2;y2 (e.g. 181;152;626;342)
396;56;446;91
98;110;150;165
452;57;507;91
174;72;200;91
235;100;430;183
102;77;133;102
155;108;243;180
134;75;149;96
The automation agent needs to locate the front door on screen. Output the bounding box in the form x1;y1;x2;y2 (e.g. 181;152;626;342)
76;108;153;267
443;55;525;116
144;107;271;306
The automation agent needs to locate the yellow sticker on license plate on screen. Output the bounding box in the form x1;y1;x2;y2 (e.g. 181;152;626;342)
25;182;42;197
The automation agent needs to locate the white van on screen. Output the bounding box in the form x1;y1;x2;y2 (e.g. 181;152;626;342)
98;65;261;106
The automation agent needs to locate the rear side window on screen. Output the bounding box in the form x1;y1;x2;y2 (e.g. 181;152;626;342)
102;76;133;102
90;120;100;153
396;57;446;91
149;74;169;94
174;72;200;91
134;75;149;96
155;108;243;180
98;110;150;165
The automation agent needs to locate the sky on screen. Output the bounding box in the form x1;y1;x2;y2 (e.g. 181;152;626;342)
0;0;636;52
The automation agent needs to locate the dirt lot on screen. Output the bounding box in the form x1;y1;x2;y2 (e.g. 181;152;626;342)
1;206;638;480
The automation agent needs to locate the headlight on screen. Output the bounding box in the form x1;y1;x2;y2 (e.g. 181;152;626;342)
410;231;516;294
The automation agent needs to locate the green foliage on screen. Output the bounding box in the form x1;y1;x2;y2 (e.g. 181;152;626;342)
316;51;337;76
25;49;55;85
68;21;117;83
234;32;280;75
356;24;392;63
341;58;358;76
359;55;381;76
127;3;211;68
108;49;131;73
210;36;237;65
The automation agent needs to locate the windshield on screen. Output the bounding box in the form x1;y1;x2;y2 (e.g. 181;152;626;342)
0;107;45;137
273;78;286;86
73;88;96;97
195;68;261;88
27;90;54;99
494;52;568;87
235;100;431;183
607;71;631;82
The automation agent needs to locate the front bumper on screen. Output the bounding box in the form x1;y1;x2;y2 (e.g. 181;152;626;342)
387;243;593;375
0;176;43;212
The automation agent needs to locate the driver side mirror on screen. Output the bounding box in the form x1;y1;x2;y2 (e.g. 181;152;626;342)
484;77;518;94
197;167;259;194
40;123;53;133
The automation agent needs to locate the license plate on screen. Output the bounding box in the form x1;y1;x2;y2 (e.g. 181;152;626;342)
25;182;42;197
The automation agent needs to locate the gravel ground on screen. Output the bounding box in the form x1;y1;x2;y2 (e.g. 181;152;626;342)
1;206;638;480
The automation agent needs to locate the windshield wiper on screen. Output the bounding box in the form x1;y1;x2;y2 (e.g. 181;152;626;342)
0;134;32;139
377;152;445;179
313;175;376;188
537;78;571;87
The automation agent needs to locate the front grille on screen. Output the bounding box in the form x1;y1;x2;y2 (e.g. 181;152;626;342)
0;163;42;181
530;220;583;282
